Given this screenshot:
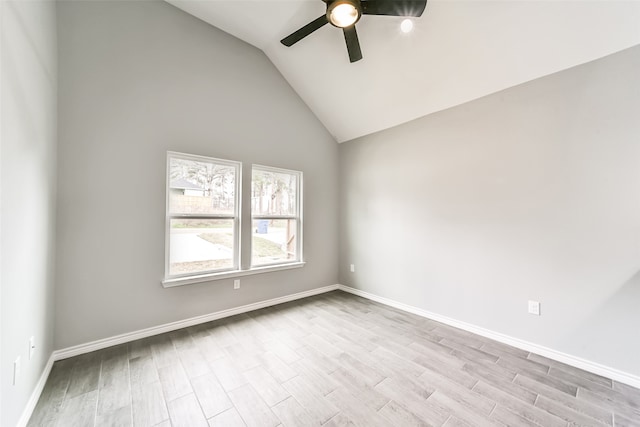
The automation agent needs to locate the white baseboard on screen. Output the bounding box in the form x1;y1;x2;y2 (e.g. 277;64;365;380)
337;284;640;389
23;282;638;427
53;284;339;361
17;353;55;427
18;284;338;426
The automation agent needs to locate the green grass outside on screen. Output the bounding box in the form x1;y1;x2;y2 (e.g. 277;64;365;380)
172;233;288;274
198;232;234;247
197;233;284;258
252;236;286;257
170;259;232;275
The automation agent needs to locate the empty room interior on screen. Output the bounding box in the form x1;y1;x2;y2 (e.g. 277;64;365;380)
2;0;640;426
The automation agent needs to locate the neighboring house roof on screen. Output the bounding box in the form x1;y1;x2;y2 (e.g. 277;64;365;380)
170;178;203;191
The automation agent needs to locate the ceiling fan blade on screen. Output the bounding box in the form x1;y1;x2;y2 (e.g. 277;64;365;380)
362;0;427;17
281;15;329;47
343;26;363;63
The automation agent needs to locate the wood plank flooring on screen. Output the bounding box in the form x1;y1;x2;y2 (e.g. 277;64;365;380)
28;291;640;426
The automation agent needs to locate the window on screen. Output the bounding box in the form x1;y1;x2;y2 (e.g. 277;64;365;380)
164;153;303;286
166;152;240;279
251;166;302;267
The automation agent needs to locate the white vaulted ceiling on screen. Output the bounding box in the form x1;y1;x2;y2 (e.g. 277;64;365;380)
167;0;640;142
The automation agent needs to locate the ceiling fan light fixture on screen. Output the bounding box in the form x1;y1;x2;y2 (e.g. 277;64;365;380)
400;18;414;33
280;0;428;63
327;0;361;28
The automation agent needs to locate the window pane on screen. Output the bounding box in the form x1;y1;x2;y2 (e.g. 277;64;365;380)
169;219;234;275
251;169;298;216
169;157;236;215
252;219;297;266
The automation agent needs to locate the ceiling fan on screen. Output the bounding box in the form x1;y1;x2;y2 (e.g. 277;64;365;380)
280;0;428;63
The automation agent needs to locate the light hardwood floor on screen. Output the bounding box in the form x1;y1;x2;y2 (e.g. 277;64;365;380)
28;291;640;426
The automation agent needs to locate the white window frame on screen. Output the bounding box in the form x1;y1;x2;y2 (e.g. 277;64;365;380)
164;151;241;281
251;164;304;268
162;154;305;288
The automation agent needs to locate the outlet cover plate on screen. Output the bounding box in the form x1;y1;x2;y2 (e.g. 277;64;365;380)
528;300;541;316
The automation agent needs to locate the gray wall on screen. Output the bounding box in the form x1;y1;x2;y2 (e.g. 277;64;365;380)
339;45;640;376
1;1;58;425
56;0;338;349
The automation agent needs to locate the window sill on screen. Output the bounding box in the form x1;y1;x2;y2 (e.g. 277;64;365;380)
162;262;306;288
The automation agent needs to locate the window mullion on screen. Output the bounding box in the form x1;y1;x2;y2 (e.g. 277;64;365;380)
239;162;253;271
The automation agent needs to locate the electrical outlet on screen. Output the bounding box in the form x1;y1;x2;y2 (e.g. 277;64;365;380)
528;300;541;316
350;264;355;273
29;336;36;360
13;356;21;385
233;279;240;290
